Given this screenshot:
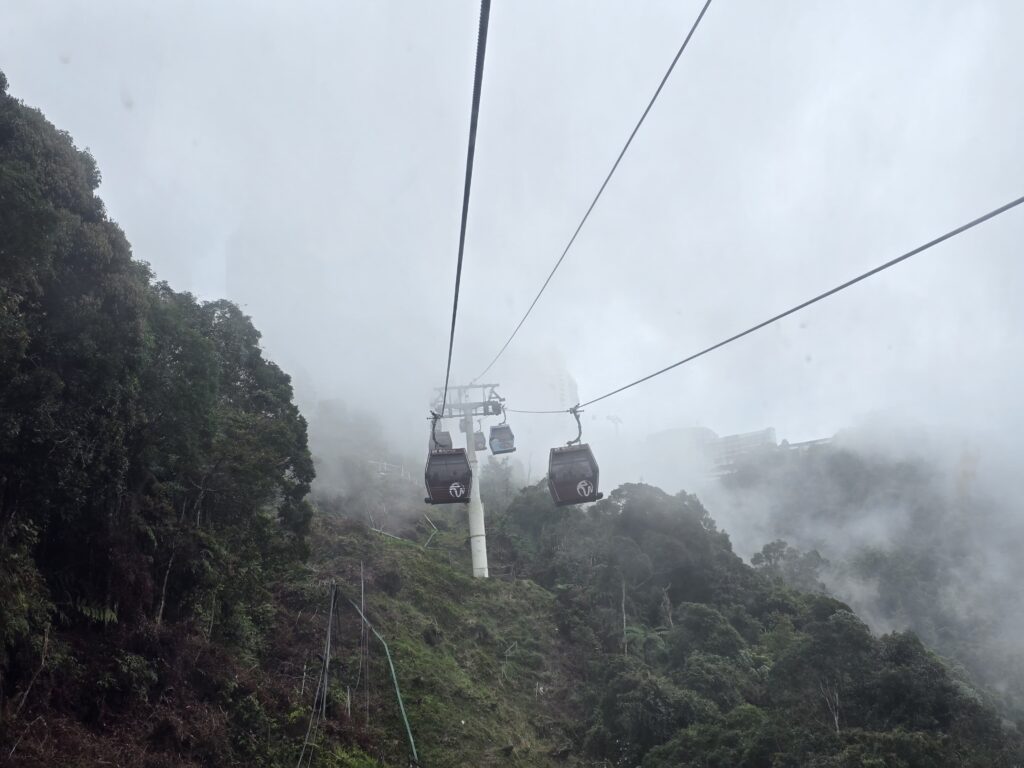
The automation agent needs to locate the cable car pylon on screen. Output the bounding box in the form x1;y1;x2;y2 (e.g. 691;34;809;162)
424;383;508;578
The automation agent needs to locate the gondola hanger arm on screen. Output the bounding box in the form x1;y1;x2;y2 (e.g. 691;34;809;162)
430;411;442;449
567;405;583;446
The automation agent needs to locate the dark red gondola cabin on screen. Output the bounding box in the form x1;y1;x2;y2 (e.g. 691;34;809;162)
424;448;472;504
548;444;602;506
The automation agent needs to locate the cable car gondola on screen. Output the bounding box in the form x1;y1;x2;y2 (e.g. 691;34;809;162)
489;424;515;455
424;415;471;504
474;430;487;451
489;406;516;455
431;430;453;450
548;444;602;505
547;408;602;506
424;448;472;505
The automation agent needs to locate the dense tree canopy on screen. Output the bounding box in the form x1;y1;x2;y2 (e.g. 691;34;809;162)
0;70;314;762
485;482;1024;767
722;439;1024;722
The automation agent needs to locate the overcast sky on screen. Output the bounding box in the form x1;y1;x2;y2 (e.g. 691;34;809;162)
3;0;1023;490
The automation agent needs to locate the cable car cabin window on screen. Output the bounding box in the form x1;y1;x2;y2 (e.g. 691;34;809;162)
551;459;593;483
489;425;516;454
424;448;471;504
548;444;602;506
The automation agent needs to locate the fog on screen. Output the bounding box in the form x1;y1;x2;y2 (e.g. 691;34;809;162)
3;3;1022;504
686;419;1024;713
2;0;1020;473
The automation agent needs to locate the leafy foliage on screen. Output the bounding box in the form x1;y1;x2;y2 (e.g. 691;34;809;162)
0;70;314;764
721;438;1024;721
482;482;1024;766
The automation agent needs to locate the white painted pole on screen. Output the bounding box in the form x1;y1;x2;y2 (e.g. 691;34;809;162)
464;412;489;578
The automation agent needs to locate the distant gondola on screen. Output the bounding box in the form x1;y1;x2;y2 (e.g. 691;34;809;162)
431;430;453;450
489;424;516;455
548;444;602;506
424;448;472;504
473;430;487;451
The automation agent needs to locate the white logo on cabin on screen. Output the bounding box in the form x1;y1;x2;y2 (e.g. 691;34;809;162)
449;482;466;499
576;480;594;498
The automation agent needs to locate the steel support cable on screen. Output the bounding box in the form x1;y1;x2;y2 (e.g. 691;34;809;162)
347;598;419;766
507;407;567;415
441;0;492;416
508;193;1024;413
471;0;715;384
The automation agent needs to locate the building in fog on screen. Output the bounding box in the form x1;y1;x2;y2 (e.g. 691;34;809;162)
712;427;778;475
550;369;580;410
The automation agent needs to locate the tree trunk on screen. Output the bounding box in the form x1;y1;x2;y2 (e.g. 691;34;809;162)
819;678;841;734
155;547;175;626
621;578;628;656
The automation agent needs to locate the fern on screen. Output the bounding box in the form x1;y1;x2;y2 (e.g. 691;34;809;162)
74;599;118;625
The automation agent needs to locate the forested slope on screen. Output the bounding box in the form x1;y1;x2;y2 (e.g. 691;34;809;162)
720;438;1024;722
0;69;317;764
2;70;1022;767
484;482;1024;766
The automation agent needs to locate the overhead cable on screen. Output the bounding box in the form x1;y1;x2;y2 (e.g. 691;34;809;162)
513;193;1024;413
441;0;492;415
506;407;569;415
471;0;715;383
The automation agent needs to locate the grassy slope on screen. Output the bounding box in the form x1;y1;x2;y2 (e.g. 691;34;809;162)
4;512;580;767
309;511;585;768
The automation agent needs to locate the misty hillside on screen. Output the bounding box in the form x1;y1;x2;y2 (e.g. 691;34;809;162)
3;34;1024;768
709;435;1024;724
